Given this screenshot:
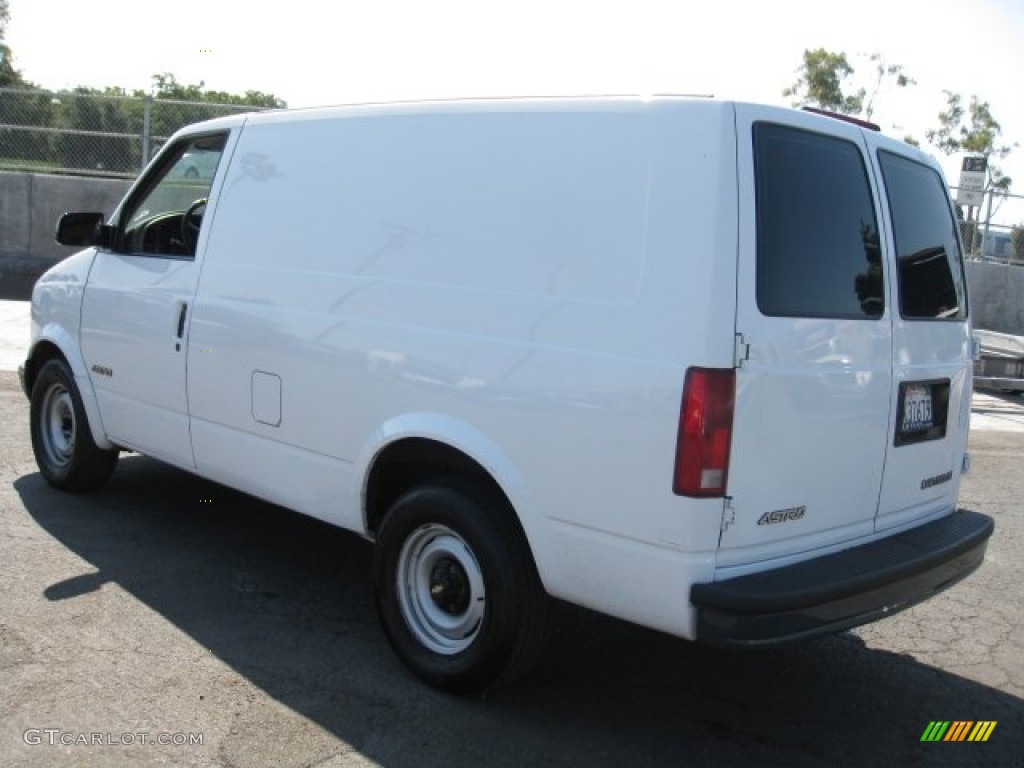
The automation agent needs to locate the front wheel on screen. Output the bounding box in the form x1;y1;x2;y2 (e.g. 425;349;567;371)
30;358;118;491
373;481;549;693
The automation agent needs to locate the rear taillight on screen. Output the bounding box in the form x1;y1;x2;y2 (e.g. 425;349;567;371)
673;367;735;498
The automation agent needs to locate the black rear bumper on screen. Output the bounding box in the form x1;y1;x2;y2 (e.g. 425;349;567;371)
691;509;994;647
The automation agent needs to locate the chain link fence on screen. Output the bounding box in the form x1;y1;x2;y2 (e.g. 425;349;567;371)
960;220;1024;264
0;87;263;178
951;186;1024;265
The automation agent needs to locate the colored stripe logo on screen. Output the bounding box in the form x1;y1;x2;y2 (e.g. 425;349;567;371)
921;721;997;742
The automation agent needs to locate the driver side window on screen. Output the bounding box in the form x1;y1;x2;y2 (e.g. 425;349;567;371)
118;133;226;259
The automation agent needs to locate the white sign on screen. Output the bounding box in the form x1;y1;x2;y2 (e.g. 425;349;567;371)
957;156;987;207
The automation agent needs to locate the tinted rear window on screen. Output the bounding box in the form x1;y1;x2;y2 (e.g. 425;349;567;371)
878;151;967;320
754;123;883;319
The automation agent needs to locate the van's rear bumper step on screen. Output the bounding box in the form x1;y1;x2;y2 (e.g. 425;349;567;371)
691;509;994;647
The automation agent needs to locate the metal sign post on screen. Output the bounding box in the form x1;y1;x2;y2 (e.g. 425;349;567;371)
957;157;988;256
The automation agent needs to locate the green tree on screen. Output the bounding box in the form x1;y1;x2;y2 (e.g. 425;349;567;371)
146;72;285;108
783;48;864;115
0;0;51;167
783;49;916;141
0;0;24;86
0;0;36;87
862;53;915;121
925;91;1017;191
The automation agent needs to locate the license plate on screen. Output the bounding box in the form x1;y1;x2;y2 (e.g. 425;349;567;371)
902;385;933;432
896;380;949;446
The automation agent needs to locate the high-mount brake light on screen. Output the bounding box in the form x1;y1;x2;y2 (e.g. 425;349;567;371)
802;107;881;132
673;368;735;498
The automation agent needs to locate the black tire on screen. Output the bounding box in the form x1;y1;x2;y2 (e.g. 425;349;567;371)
30;358;118;491
373;480;549;693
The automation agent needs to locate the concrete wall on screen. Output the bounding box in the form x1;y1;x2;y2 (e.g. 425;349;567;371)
966;261;1024;335
0;171;132;277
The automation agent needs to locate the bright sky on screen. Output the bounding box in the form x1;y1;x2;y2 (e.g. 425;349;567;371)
6;0;1024;222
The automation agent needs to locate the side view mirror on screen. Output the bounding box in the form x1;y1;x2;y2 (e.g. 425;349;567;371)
55;212;114;248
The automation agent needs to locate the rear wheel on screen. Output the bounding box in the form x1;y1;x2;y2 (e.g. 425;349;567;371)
30;358;118;490
373;480;549;693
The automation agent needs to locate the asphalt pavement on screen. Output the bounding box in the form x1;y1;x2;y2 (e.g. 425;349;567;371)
1;369;1021;767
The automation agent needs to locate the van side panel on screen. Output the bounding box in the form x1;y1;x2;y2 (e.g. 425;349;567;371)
187;100;738;637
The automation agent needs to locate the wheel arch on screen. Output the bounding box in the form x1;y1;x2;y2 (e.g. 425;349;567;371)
25;329;115;451
365;438;499;527
359;415;540;578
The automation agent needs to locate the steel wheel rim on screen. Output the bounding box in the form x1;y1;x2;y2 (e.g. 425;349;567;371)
40;382;76;468
396;523;485;655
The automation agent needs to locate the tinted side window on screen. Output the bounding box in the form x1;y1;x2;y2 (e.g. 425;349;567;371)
754;123;883;319
878;151;966;320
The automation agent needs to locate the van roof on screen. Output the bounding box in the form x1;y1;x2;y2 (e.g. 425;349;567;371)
174;95;929;163
180;94;723;132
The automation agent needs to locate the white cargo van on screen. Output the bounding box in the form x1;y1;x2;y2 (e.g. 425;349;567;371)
21;97;994;692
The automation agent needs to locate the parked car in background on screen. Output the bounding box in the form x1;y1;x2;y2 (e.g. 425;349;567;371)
974;329;1024;394
171;148;221;180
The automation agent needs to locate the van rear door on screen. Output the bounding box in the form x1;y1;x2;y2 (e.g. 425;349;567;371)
721;107;893;567
866;137;972;532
